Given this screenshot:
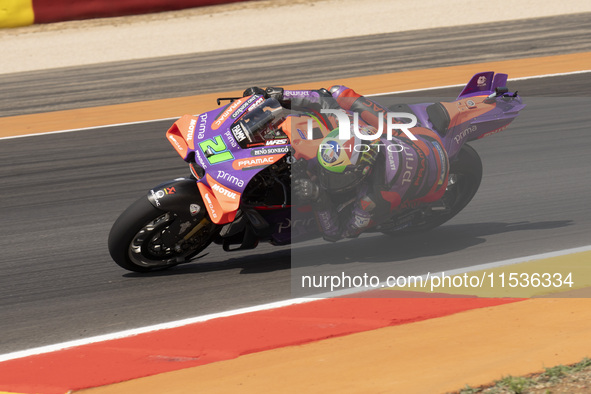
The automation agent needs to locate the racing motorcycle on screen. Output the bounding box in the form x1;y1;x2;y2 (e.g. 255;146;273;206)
108;72;525;272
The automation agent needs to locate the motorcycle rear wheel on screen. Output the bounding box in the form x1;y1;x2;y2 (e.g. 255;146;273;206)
382;143;483;235
108;196;217;272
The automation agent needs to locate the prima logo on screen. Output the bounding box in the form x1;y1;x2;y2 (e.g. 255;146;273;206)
308;110;418;141
454;125;477;144
198;112;208;139
216;170;245;188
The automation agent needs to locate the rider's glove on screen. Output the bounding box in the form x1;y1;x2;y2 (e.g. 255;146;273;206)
265;87;284;101
293;178;320;203
357;141;379;174
242;87;266;97
291;157;308;178
344;143;378;180
242;87;285;102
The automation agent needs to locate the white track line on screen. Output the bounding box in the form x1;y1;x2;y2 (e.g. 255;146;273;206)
1;69;589;141
317;244;591;299
0;244;589;363
0;297;320;363
0;116;181;140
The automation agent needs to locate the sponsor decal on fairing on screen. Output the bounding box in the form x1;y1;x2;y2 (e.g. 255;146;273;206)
216;170;245;188
212;98;247;130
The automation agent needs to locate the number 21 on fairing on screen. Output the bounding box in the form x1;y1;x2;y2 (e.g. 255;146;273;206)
199;136;234;165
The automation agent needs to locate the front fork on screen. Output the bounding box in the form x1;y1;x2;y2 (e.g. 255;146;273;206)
147;178;214;250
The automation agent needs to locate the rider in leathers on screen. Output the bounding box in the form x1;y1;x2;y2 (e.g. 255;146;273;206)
243;86;449;242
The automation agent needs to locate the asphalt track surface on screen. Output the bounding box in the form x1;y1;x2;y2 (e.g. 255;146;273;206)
1;14;590;355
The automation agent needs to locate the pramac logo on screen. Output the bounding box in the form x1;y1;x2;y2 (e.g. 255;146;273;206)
232;154;285;170
212;98;247;130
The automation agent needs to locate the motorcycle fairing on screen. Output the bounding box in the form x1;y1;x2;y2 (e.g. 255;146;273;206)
197;175;240;224
210;96;250;131
166;114;197;160
440;93;525;157
166;95;267;160
166;96;291;225
410;72;525;157
457;71;508;99
147;177;203;217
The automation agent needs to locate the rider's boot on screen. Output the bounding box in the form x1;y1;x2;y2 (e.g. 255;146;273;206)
342;195;376;238
313;188;342;242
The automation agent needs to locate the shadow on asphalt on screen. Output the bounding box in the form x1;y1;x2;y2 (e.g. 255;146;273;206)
123;220;572;277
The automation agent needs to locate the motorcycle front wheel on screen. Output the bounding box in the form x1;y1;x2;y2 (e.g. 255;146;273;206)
108;196;218;272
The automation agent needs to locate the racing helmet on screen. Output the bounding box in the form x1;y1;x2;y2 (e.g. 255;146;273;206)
317;129;376;193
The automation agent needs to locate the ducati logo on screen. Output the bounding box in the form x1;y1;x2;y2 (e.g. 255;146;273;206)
190;204;201;216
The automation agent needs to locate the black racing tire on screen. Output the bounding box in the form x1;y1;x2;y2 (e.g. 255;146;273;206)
108;196;216;272
383;143;483;235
